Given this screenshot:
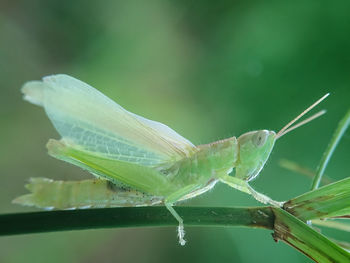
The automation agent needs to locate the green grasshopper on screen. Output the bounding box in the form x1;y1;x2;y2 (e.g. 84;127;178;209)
14;74;328;245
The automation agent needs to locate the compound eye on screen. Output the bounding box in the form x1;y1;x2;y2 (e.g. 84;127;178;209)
253;130;268;147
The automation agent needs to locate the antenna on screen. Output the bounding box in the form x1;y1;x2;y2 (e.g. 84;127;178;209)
276;93;329;139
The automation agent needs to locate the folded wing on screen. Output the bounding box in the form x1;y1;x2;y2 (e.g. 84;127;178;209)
22;74;195;167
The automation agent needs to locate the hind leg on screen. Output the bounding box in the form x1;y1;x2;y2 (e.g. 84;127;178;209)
13;178;162;209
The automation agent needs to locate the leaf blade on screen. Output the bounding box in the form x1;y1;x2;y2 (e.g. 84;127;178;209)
273;208;350;262
284;177;350;221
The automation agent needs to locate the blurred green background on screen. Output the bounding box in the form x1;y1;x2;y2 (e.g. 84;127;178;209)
1;1;349;262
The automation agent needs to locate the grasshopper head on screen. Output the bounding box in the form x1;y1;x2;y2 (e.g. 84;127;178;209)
234;93;329;182
235;130;276;181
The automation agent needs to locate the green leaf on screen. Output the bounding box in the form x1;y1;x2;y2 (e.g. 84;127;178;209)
313;218;350;232
311;109;350;189
284;177;350;221
273;208;350;262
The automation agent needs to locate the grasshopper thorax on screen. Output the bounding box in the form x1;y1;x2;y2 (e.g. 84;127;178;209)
235;130;276;181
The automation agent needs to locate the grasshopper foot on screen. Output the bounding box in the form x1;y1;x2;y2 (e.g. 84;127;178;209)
178;224;186;246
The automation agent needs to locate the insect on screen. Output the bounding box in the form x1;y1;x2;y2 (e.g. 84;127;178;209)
14;74;328;245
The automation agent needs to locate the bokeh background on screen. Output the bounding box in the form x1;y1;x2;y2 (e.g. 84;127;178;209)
1;1;349;262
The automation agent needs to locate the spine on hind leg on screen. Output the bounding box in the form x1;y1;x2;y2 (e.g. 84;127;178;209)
13;178;162;210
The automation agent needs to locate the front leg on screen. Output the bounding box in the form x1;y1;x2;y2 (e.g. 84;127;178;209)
220;175;284;207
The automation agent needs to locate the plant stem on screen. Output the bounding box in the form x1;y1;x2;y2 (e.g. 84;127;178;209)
2;206;348;262
0;206;274;236
311;109;350;190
